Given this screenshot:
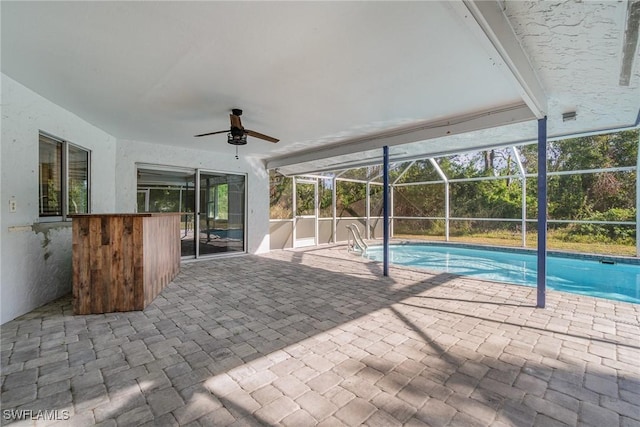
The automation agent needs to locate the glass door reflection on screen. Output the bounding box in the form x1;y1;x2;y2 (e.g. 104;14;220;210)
136;167;196;258
197;171;245;256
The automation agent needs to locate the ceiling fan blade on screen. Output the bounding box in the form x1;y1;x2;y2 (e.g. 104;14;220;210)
246;130;279;143
230;114;242;129
194;130;229;137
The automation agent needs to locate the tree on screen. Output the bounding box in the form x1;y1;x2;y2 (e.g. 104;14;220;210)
520;130;638;219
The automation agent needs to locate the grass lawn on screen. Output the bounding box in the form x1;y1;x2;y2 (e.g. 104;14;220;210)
393;231;637;257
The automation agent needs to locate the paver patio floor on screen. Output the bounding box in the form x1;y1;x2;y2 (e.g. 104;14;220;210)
1;245;639;426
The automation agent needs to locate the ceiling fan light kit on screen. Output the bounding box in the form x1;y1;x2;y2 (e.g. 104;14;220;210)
227;132;248;146
194;108;279;159
195;108;279;147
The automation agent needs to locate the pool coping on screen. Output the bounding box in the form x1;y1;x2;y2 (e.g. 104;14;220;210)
359;240;640;304
366;239;640;265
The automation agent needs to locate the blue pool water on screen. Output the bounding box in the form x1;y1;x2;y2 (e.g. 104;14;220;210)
205;229;243;240
364;244;640;304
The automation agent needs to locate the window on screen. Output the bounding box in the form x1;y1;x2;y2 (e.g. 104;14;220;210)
39;133;90;219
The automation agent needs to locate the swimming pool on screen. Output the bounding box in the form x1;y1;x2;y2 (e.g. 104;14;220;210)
364;244;640;304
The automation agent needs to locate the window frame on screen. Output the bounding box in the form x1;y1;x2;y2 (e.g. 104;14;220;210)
38;132;91;221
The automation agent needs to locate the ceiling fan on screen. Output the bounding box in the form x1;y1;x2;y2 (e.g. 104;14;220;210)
194;109;279;145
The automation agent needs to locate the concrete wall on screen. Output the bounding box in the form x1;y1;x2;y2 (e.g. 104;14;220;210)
269;220;293;250
1;74;117;324
370;219;383;240
269;217;374;249
336;218;366;242
318;219;333;244
114;139;270;255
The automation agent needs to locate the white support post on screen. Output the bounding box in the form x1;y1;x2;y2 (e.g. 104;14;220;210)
390;161;412;239
445;182;450;241
195;170;201;258
332;176;337;243
513;146;527;247
315;179;319;246
390;183;394;238
430;158;449;241
292;177;297;248
522;179;527;247
366;182;371;240
383;146;390;276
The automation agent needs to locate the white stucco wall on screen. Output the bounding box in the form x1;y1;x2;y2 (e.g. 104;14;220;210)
115;139;270;255
1;74;117;324
1;73;271;325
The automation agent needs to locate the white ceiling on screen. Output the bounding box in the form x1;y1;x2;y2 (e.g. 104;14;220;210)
2;1;639;174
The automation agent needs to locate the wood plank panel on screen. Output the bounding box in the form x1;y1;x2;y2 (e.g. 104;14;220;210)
142;215;181;306
133;216;144;310
122;216;136;310
109;216;123;312
71;213;180;314
72;217;91;314
89;217;104;314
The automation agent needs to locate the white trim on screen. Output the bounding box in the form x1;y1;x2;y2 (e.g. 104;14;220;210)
266;103;535;170
457;0;547;118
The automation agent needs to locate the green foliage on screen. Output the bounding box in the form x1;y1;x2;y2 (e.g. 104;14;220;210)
318;180;333;218
268;130;639;251
563;208;636;244
336;181;366;217
450;179;523;221
269;173;293;219
394;219;445;236
394;183;444;217
68;180;88;213
296;182;316;216
149;189;181;212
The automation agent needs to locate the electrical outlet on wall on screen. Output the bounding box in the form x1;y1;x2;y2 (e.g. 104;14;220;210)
9;197;17;213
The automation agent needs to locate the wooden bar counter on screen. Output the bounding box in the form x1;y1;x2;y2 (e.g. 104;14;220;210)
71;213;181;315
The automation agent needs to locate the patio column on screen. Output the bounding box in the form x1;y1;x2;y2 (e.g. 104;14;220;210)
537;117;547;308
383;146;390;276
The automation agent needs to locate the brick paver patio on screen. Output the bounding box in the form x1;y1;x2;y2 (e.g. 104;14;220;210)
1;245;639;426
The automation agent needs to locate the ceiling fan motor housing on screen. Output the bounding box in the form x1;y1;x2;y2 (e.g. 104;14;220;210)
195;108;277;144
228;128;248;145
228;109;246;144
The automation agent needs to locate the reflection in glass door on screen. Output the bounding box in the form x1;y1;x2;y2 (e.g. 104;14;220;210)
136;167;196;258
197;171;246;256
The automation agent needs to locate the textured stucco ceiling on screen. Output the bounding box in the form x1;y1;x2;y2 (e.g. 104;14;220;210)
1;1;638;174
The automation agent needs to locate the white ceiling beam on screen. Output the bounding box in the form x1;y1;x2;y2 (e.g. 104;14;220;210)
267;102;535;170
455;0;548;119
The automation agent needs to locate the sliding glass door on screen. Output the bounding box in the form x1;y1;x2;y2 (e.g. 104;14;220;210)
136;165;246;258
196;171;246;256
136;166;196;257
